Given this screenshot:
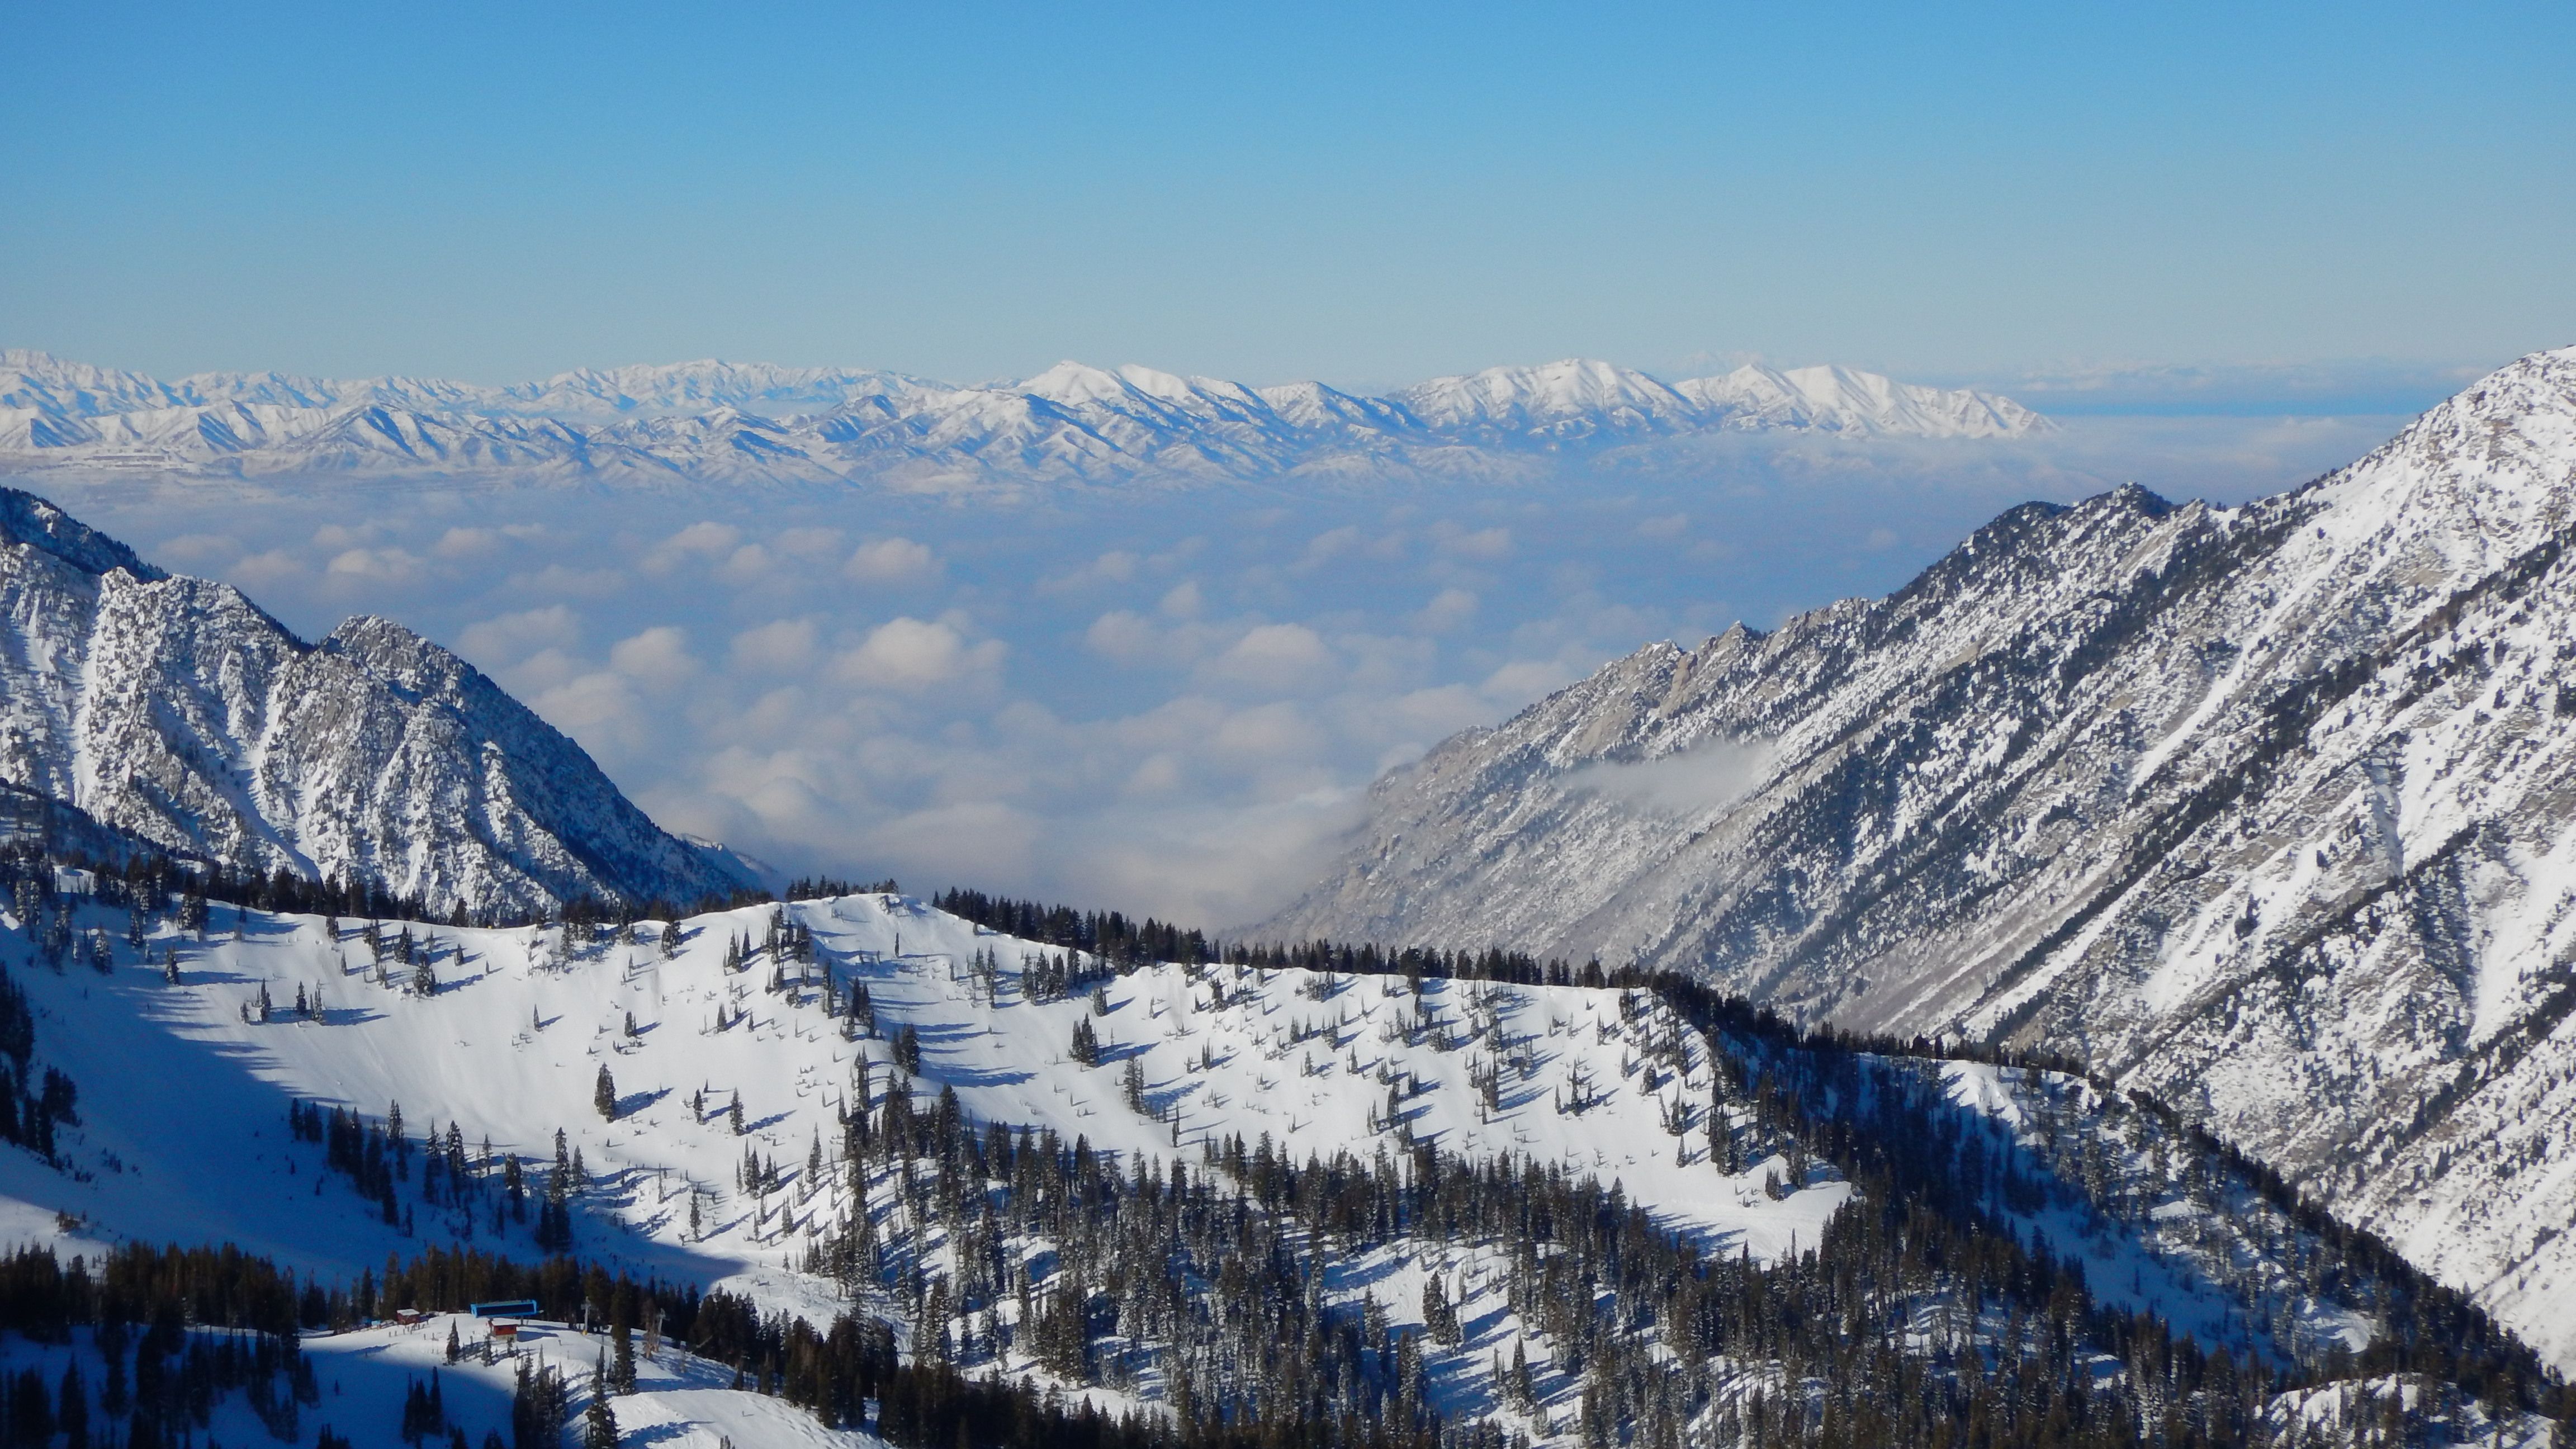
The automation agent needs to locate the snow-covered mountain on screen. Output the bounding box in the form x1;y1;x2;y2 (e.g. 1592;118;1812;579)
1262;344;2576;1368
0;349;2047;490
0;882;2539;1446
0;487;749;914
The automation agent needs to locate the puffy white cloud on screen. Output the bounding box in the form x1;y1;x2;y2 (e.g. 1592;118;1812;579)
457;605;581;666
154;533;238;565
845;536;938;585
434;526;504;558
1125;753;1185;795
229;549;301;586
731;617;820;674
717;543;775;585
324;547;426;584
773;527;846;560
1202;623;1336;690
1295;524;1408;571
665;521;740;555
1209;702;1327;769
1040;549;1139;591
529;670;652;761
609;626;699;690
1414;587;1478;633
312;522;386;551
1085;610;1161;664
511;563;630;598
644;521;741;574
1480;659;1578;706
835;617;1004;689
1432;523;1513;560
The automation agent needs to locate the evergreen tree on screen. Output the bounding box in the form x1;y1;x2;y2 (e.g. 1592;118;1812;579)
583;1353;619;1448
512;1357;567;1449
55;1360;84;1449
595;1066;617;1122
613;1320;638;1395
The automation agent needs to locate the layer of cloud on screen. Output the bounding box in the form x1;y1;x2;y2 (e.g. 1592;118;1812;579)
1564;739;1778;818
50;409;2398;931
1962;358;2489;417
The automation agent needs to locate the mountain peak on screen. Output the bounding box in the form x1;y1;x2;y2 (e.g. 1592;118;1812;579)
0;490;748;913
1016;360;1135;407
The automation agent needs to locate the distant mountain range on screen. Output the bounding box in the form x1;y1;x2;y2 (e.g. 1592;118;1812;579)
0;487;754;913
0;350;2047;489
1262;344;2576;1366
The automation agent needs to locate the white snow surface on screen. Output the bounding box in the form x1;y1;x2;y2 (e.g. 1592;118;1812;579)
0;349;2048;489
0;890;1844;1317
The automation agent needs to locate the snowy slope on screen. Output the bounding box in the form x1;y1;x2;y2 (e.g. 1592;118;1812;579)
0;882;2533;1445
1;892;1843;1291
1263;343;2576;1368
0;348;2047;489
0;1310;889;1448
0;886;1869;1444
0;488;748;914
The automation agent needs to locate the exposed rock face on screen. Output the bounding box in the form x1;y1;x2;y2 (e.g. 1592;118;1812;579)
0;489;749;915
1264;347;2576;1365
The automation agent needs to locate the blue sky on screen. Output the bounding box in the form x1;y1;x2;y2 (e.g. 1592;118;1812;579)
8;2;2563;918
5;1;2569;407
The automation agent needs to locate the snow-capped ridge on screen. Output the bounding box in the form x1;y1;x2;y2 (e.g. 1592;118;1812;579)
0;487;750;913
0;348;2051;487
1264;344;2576;1369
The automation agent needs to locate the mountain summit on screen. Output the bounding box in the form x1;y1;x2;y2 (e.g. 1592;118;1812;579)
0;486;752;914
1261;344;2576;1365
0;349;2045;488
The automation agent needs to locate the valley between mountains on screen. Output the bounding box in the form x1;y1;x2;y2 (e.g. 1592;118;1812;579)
0;352;2567;1446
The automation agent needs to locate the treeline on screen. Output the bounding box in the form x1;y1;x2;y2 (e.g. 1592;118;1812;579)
932;889;1219;967
1651;975;2560;1415
0;1238;719;1449
0;1242;318;1446
787;875;902;902
721;993;2490;1449
8;840;771;935
932;886;1610;988
0;854;91;1165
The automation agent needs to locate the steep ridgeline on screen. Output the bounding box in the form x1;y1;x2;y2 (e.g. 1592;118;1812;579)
0;489;748;915
0;350;2045;489
1264;345;2576;1367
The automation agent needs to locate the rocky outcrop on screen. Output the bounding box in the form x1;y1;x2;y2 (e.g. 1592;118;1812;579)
0;489;750;915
